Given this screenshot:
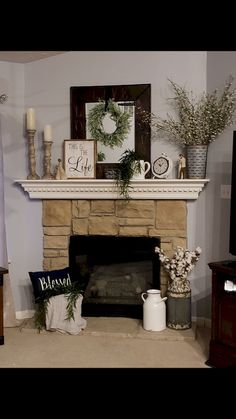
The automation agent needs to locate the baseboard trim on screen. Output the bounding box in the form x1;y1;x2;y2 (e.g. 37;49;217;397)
192;316;211;328
204;318;211;328
192;316;204;327
16;309;35;320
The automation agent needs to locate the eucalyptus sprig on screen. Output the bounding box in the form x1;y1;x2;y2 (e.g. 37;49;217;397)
64;283;84;321
34;281;84;332
114;149;144;200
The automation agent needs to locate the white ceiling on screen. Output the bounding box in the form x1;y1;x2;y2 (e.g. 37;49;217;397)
0;51;69;63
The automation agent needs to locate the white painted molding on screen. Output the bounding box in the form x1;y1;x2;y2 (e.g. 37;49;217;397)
15;179;209;200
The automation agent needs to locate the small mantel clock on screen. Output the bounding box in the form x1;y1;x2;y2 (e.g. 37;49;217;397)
152;153;173;179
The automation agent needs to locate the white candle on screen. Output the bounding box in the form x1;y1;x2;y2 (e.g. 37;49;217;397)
44;125;52;141
26;108;36;130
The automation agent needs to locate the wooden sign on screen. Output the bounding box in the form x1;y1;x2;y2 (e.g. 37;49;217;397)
64;140;96;179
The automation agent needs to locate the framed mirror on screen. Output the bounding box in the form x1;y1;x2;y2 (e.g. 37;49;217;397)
70;84;151;178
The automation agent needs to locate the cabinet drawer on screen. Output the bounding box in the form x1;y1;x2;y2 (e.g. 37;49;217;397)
218;295;236;348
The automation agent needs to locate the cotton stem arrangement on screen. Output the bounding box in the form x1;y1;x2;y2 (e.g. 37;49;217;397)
155;246;202;293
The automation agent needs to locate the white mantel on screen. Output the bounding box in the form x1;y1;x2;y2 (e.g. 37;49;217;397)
16;179;209;200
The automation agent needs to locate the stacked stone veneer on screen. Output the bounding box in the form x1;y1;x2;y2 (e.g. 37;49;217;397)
43;199;187;296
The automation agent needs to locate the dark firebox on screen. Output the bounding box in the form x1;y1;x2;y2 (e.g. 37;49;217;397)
69;235;160;319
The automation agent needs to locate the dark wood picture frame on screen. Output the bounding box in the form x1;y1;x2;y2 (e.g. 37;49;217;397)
70;84;151;178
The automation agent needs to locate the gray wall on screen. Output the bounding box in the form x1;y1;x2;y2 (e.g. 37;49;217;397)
0;62;36;314
2;51;226;318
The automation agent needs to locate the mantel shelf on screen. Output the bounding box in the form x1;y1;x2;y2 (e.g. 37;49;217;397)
15;179;209;200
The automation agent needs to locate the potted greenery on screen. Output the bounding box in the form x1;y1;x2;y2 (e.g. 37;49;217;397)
146;76;236;178
114;149;147;200
97;151;106;162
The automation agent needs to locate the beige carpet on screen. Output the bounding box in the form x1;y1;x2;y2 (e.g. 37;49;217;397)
0;317;211;368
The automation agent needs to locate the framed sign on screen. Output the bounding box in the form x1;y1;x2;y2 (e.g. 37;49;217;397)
64;140;96;179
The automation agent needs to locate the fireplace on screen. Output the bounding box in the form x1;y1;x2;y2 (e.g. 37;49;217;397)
42;198;188;314
69;235;160;319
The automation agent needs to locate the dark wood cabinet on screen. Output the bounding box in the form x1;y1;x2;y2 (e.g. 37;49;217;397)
207;261;236;368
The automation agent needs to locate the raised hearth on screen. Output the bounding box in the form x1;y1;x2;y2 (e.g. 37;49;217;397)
20;316;197;341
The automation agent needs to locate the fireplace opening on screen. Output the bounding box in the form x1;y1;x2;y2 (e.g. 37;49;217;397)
69;235;160;319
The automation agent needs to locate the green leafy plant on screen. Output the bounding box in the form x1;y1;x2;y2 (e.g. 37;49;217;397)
97;151;106;162
88;99;131;148
114;149;145;200
142;76;236;146
34;281;84;332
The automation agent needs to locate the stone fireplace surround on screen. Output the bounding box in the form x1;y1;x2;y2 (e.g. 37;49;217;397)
42;198;187;297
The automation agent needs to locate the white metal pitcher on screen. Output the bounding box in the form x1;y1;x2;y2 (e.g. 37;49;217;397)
141;289;167;331
132;160;151;180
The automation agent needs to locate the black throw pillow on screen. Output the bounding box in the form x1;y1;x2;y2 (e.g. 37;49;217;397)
29;267;75;302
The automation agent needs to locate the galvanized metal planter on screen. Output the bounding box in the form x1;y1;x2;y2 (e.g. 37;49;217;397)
186;145;208;179
166;290;191;330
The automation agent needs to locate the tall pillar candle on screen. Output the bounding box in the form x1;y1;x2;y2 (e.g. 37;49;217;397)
26;108;36;130
44;125;52;141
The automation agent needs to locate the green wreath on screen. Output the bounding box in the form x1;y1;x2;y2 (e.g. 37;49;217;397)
87;99;131;148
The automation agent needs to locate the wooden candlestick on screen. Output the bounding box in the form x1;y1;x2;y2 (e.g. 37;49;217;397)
42;140;54;179
27;129;40;180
